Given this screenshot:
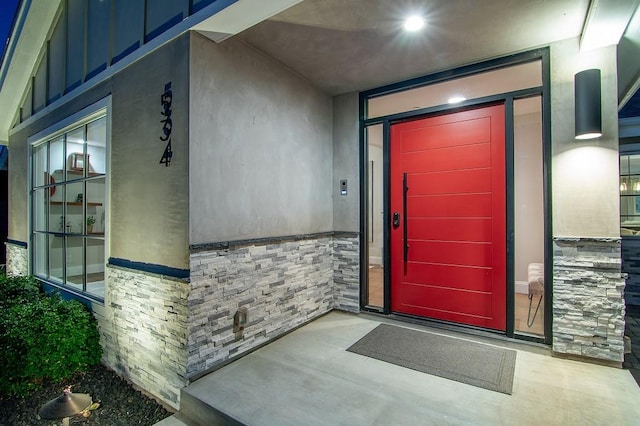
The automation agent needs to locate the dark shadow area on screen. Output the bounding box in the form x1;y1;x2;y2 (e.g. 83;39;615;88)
1;168;7;265
624;304;640;387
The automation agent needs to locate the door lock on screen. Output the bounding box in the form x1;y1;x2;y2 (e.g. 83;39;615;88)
393;212;400;228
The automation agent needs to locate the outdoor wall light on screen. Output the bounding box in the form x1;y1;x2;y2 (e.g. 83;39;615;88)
574;68;602;140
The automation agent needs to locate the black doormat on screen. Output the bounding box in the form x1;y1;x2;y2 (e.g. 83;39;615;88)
347;324;516;394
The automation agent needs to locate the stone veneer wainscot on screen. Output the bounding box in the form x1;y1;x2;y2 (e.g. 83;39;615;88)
5;241;28;276
333;233;360;312
97;265;190;409
187;232;360;379
553;237;626;363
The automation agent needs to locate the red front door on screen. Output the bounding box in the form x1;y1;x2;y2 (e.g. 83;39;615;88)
390;104;506;331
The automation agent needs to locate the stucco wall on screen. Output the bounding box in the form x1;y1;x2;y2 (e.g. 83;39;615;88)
110;35;190;270
551;38;620;237
188;33;333;244
333;92;360;233
7;129;28;243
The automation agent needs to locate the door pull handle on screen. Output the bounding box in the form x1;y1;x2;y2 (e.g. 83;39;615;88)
403;172;409;263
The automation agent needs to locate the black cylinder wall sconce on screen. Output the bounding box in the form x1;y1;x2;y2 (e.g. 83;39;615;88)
574;68;602;140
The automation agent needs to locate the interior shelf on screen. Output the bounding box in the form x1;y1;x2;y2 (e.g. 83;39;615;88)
55;169;104;177
53;233;104;237
51;201;103;206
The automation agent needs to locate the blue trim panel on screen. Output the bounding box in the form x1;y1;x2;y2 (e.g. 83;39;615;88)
39;280;101;308
0;145;8;170
64;79;82;95
189;231;347;252
85;63;107;82
46;93;61;105
111;41;140;65
108;257;190;279
6;238;27;248
193;0;214;14
145;13;184;43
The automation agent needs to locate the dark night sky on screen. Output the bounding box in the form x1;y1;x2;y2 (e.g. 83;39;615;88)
0;0;20;60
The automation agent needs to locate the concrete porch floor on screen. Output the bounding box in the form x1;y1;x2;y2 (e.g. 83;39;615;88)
159;311;640;426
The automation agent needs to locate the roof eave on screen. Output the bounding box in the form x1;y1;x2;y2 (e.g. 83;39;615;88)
0;0;61;142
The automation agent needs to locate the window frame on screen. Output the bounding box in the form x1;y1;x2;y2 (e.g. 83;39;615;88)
29;98;110;302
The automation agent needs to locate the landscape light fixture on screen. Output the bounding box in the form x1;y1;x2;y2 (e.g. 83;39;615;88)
39;387;93;426
574;68;602;140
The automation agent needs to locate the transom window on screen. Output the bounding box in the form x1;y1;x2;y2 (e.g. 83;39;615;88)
31;115;107;299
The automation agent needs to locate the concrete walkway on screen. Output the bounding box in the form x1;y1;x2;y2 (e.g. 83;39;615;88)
163;311;640;425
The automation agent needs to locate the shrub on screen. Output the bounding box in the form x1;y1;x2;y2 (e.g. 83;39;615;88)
0;274;41;307
0;276;102;396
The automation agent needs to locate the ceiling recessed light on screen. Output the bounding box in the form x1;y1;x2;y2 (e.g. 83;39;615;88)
448;96;466;104
403;15;425;32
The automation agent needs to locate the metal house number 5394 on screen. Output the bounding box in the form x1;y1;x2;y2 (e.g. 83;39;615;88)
159;82;173;167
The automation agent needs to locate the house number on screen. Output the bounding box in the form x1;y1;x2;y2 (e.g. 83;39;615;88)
160;82;173;167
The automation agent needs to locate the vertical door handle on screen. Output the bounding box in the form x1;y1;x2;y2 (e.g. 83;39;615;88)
403;172;409;263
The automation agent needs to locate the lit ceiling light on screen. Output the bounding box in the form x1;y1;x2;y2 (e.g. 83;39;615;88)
448;96;466;104
403;15;425;32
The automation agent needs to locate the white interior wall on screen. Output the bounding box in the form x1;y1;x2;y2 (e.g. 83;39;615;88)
514;106;545;292
368;124;383;265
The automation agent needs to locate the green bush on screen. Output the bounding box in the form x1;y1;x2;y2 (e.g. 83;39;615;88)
0;274;41;306
0;275;103;396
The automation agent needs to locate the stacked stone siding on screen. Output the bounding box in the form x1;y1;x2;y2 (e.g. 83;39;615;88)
553;237;626;362
334;234;360;312
187;236;337;377
5;242;28;276
98;265;189;409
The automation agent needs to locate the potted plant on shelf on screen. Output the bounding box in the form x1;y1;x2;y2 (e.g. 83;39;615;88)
86;216;96;233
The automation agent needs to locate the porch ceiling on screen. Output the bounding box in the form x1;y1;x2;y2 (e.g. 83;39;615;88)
234;0;634;98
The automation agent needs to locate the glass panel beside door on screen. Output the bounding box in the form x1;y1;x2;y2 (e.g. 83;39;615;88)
513;96;545;337
366;124;384;308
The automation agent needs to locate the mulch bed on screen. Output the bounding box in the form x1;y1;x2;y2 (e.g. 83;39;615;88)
0;364;172;425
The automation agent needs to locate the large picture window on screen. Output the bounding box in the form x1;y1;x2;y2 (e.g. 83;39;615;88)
31;115;107;300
